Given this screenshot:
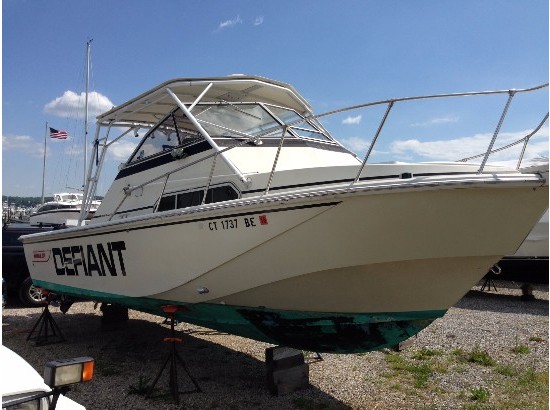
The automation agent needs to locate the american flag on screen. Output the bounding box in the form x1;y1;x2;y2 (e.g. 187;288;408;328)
49;127;68;139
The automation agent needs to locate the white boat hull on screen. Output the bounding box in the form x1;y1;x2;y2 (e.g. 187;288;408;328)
29;209;83;227
19;76;550;352
22;179;547;352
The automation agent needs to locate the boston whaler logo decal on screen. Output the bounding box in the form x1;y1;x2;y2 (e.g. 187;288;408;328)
52;241;127;277
32;250;51;262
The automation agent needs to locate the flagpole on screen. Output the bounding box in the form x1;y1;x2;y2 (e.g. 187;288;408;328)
41;122;48;205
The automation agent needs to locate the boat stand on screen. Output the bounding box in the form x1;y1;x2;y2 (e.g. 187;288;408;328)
480;276;497;292
304;351;324;363
480;264;500;292
26;292;65;346
146;306;201;404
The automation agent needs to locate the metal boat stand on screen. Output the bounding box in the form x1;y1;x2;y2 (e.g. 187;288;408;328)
304;351;324;363
480;264;501;292
146;306;201;404
26;291;65;346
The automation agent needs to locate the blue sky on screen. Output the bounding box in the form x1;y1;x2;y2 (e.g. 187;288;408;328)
2;0;548;197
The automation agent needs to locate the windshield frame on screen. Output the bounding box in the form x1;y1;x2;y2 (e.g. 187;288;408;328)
125;101;338;165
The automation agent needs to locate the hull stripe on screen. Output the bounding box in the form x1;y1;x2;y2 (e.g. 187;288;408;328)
25;201;340;244
243;171;473;194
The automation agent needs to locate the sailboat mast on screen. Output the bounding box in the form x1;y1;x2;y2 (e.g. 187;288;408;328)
41;122;48;205
83;39;92;189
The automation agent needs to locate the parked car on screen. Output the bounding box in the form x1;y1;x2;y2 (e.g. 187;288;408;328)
2;278;6;308
1;345;93;409
2;222;54;306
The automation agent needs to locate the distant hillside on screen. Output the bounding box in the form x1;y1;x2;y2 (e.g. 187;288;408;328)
2;196;48;207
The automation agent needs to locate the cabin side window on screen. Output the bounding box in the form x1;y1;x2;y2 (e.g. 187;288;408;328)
128;108;202;164
156;185;239;212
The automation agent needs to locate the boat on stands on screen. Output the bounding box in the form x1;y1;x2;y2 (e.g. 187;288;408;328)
493;208;549;283
29;193;100;227
20;76;548;352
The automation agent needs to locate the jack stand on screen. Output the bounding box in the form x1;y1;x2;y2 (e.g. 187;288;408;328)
480;276;497;292
146;306;201;404
162;317;178;326
480;265;500;292
304;351;324;363
26;292;65;346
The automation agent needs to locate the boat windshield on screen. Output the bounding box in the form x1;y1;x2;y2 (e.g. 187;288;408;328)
128;109;202;164
127;103;333;164
195;103;331;141
195;104;280;137
56;194;83;202
266;105;331;141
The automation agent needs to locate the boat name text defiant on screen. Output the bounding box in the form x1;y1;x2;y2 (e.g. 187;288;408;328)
51;241;127;277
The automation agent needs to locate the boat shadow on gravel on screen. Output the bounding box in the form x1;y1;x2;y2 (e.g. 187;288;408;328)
2;304;352;410
455;287;548;316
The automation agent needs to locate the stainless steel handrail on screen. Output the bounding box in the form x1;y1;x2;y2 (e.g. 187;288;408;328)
326;84;548;185
250;83;548;184
457;112;549;169
264;126;289;195
201;153;219;205
307;83;549;124
352;101;394;184
477;90;515;174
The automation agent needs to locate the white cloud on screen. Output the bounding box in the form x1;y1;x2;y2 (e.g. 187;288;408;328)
254;16;264;26
107;140;138;161
44;91;114;119
339;136;377;155
342;115;362;125
217;15;243;31
337;126;548;164
410;115;459;127
2;134;44;157
390;126;549;163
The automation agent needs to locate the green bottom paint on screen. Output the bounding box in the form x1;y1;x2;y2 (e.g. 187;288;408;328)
35;280;446;353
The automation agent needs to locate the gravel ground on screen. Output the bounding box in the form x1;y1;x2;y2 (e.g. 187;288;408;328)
2;280;548;409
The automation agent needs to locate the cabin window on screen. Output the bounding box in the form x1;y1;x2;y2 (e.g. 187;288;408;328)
128;109;202;164
177;190;204;208
59;194;82;201
157;185;239;212
203;185;239;203
157;195;176;212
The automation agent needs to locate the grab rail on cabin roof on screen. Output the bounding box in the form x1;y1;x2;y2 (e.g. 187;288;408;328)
80;82;548;224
